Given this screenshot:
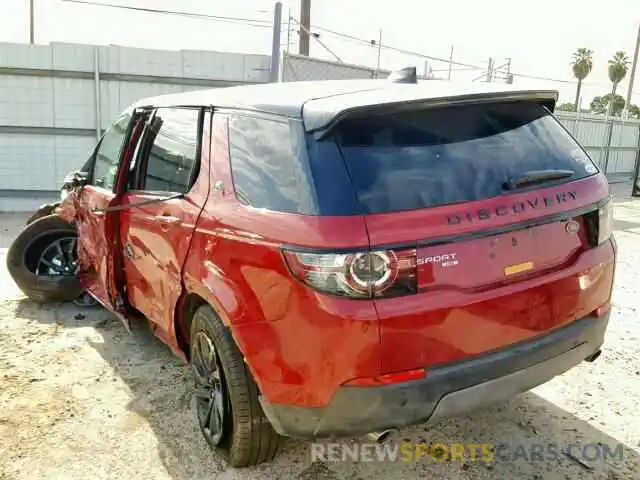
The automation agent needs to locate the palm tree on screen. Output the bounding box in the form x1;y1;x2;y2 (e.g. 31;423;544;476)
571;48;593;110
607;51;631;115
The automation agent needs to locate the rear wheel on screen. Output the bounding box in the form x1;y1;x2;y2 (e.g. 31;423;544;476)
6;215;84;303
190;305;283;467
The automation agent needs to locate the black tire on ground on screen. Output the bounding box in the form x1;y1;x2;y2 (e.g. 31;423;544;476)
190;305;284;467
6;214;83;303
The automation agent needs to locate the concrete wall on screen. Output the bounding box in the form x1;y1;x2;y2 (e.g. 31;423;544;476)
0;41;270;212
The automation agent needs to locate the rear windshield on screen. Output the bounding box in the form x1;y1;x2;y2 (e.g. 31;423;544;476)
316;101;598;215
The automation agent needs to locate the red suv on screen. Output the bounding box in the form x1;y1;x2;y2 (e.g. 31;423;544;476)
7;75;616;467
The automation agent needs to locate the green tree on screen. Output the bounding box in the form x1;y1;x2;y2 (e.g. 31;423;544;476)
557;102;577;112
607;51;631;115
571;48;593;109
590;94;626;116
628;104;640;119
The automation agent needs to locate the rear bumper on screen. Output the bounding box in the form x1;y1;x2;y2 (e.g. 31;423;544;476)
260;312;609;438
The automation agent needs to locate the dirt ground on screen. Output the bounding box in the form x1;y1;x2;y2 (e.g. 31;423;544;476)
1;182;639;480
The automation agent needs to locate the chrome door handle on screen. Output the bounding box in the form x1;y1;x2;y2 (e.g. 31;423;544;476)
155;215;181;226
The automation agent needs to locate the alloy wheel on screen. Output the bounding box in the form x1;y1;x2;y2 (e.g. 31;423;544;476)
192;331;229;447
35;236;78;277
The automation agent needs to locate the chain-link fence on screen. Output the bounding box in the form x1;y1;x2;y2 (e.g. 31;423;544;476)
554;112;640;179
282;52;391;81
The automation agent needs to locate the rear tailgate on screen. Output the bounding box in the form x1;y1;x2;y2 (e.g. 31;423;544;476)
329;98;613;373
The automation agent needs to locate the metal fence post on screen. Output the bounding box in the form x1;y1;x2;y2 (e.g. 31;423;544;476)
602;117;615;175
632;123;640;197
93;47;101;141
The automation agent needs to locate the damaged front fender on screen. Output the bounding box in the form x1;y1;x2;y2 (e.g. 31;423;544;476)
26;170;89;226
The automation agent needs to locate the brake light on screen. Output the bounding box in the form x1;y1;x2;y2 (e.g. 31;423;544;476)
282;248;417;298
598;200;613;245
584;199;614;248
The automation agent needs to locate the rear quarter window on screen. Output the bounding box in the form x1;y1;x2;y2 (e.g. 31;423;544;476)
228;114;314;214
322;101;598;215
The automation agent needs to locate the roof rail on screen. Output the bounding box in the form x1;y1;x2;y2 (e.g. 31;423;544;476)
387;66;418;84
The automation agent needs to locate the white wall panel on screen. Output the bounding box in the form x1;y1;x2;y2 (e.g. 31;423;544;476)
53;135;97;184
107;46;184;77
0;134;57;190
0;75;54;127
51;43;95;72
53;78;95;129
0;134;96;192
0;43;52;69
117;82;185;114
0;42;271;211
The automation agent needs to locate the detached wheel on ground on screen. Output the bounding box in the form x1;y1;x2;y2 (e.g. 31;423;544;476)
6;214;84;303
190;305;283;467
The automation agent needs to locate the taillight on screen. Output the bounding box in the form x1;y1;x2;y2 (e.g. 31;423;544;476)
597;200;613;245
282;248;417;298
584;199;614;248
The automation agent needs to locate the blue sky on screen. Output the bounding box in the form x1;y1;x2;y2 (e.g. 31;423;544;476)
2;0;639;106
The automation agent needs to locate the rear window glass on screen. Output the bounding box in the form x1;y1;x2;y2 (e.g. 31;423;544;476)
327;101;598;215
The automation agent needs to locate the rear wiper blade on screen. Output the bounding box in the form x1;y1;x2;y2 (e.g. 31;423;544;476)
503;169;575;191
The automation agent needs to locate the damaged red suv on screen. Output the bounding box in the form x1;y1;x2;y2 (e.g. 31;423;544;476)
7;73;616;467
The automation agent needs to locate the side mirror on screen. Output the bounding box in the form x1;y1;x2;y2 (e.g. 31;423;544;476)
60;170;90;200
62;170;90;189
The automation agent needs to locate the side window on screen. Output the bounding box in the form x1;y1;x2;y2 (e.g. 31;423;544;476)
228;115;304;213
139;108;201;193
92;113;132;189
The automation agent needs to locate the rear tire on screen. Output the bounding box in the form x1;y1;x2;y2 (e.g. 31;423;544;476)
190;305;283;467
6;215;83;303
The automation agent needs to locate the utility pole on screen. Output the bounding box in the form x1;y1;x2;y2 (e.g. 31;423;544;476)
505;57;513;84
486;57;494;82
269;2;283;83
299;0;311;56
286;8;292;53
29;0;35;44
376;30;382;78
625;23;640;114
447;45;454;80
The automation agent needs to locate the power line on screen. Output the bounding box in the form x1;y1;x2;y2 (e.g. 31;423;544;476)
301;23;629;91
62;0;273;28
308;24;485;70
289;17;341;62
58;1;640;97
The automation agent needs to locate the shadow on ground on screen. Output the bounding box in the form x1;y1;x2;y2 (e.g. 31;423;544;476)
8;298;640;479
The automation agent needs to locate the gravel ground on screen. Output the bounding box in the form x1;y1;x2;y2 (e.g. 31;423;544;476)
1;182;639;480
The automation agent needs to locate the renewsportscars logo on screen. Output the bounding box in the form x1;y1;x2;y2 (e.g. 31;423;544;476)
446;191;578;225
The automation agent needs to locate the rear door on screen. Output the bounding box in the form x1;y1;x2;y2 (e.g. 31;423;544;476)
328;100;609;371
118;107;209;336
